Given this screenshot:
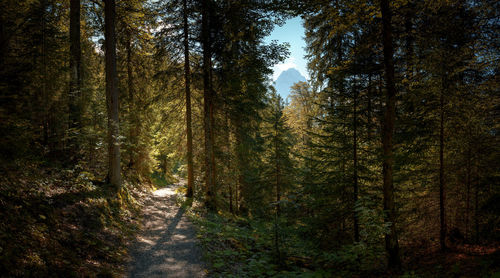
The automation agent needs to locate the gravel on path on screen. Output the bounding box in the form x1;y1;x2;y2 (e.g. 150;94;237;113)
127;184;206;278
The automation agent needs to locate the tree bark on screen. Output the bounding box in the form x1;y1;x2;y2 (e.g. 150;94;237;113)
183;0;194;198
104;0;121;190
380;0;401;269
69;0;82;154
235;121;246;214
465;139;471;241
275;119;281;217
353;83;359;242
202;0;216;210
126;31;136;171
367;74;373;140
229;179;234;213
474;171;479;243
439;77;446;251
225;111;233;213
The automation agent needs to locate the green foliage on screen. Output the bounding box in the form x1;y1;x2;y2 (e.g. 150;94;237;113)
151;171;177;188
191;212;314;277
0;0;498;276
191;208;391;277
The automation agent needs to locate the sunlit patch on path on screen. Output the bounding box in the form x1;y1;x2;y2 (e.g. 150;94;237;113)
127;183;206;278
153;187;177;197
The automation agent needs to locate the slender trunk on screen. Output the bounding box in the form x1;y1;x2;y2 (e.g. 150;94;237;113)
305;112;313;184
235;122;245;214
474;172;479;243
229;181;234;214
274;103;282;261
378;75;384;122
275;121;281;217
225;111;233;213
439;77;446;251
210;86;216;198
274;212;281;264
465;140;471;241
353;83;359;242
335;37;348;192
234;119;247;214
126;31;136;170
235;174;240;213
104;0;121;190
202;0;215;210
380;0;401;269
367;74;373;140
183;0;194;198
69;0;81;154
41;1;48;149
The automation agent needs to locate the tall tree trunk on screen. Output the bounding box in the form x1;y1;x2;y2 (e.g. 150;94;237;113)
235;121;245;214
126;31;136;171
274;114;282;263
474;171;479;243
104;0;121;190
224;111;233;213
202;0;216;210
439;77;446;251
183;0;194;198
353;83;359;242
69;0;82;155
40;0;49;151
229;178;234;214
367;74;373;140
380;0;401;269
465;139;471;241
275;122;281;217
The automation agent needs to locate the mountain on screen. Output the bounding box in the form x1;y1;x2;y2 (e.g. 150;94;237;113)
274;68;306;99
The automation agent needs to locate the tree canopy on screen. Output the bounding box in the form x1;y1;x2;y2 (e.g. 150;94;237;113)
0;0;498;276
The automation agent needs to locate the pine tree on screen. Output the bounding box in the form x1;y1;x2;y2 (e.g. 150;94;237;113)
380;0;401;268
263;91;295;216
68;0;82;157
104;0;121;190
183;0;195;198
201;0;217;210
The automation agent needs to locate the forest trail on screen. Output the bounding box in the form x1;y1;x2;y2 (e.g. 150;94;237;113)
127;182;206;278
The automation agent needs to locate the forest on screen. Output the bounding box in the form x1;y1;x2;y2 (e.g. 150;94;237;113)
0;0;499;277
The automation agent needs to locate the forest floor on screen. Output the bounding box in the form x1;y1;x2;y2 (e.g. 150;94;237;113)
126;181;206;278
0;162;142;277
1;162;497;277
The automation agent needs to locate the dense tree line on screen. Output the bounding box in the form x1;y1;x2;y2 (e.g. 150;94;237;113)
293;0;499;270
0;0;498;275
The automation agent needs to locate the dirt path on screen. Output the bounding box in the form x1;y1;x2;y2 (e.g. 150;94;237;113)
127;183;206;278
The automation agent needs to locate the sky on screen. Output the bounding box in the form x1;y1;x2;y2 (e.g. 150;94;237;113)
264;17;308;81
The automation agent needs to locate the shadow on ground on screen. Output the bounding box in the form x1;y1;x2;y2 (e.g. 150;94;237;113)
127;184;205;278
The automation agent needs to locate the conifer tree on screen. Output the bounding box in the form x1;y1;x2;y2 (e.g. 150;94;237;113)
201;0;216;210
104;0;121;189
380;0;401;268
183;0;195;198
69;0;82;156
263;91;294;216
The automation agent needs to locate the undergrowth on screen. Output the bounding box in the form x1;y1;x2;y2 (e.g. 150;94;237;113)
0;161;146;277
186;209;330;277
185;201;500;278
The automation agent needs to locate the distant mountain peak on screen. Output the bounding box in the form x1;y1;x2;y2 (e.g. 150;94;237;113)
274;68;306;99
281;67;301;75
